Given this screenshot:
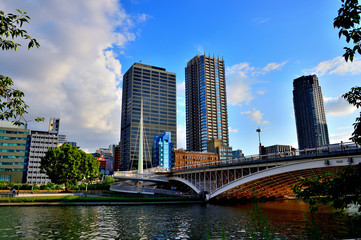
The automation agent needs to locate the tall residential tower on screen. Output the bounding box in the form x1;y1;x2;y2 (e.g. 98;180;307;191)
120;63;177;171
185;54;229;152
293;75;329;149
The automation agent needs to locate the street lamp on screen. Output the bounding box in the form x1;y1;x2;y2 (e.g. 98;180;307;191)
256;127;262;158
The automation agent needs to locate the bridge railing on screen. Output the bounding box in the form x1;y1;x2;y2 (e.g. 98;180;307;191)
113;171;169;182
171;141;360;171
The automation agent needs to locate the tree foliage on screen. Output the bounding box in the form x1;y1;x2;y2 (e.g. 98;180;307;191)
40;144;100;190
335;1;361;145
334;0;361;62
342;87;361;144
292;164;361;212
0;9;43;126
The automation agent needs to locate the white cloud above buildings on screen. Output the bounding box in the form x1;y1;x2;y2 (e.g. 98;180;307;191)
252;17;270;24
305;56;361;76
329;131;353;144
226;61;286;106
177;124;186;149
229;127;239;133
0;0;141;152
241;108;269;125
324;96;357;117
259;61;287;74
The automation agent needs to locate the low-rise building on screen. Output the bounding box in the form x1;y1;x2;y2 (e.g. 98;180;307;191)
152;132;174;168
232;149;244;159
207;138;233;161
264;144;293;157
173;149;218;170
0;122;30;183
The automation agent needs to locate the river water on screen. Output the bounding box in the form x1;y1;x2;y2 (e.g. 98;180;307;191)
0;200;355;239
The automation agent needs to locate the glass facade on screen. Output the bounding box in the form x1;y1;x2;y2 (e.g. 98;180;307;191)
185;54;229;152
293;75;330;149
0;122;30;183
152;132;174;168
120;63;177;171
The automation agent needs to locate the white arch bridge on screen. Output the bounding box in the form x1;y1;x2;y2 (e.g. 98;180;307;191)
168;150;361;201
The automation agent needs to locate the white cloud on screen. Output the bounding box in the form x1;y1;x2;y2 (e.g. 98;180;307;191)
226;63;255;106
241;108;269;124
260;61;287;74
229;127;239;133
177;81;185;97
226;61;286;106
137;13;149;23
256;90;266;95
329;131;352;144
0;1;141;151
305;56;361;76
176;81;185;108
177;97;185;108
324;96;357;117
227;80;254;106
196;44;205;54
177;124;186;149
252;17;270;24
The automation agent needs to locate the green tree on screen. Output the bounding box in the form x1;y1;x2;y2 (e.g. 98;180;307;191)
342;87;361;144
334;0;361;62
334;1;361;145
292;164;361;212
0;9;43;126
40;144;100;191
293;164;361;238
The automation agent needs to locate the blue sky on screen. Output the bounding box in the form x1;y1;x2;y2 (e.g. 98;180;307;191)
0;1;360;154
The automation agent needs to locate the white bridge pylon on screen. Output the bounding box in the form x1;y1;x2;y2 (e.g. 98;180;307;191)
169;153;361;201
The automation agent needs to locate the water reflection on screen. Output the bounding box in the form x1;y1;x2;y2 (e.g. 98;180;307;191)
0;201;355;239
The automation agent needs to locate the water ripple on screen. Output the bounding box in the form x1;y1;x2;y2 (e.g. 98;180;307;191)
0;201;356;239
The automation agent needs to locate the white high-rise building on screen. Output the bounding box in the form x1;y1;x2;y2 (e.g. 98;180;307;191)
27;131;58;184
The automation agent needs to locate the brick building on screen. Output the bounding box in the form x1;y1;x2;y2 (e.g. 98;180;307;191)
173;149;219;170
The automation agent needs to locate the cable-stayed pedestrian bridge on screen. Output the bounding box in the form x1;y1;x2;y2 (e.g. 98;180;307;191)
113;143;361;201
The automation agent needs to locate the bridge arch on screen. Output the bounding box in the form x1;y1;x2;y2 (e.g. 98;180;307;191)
168;177;202;194
170;154;361;201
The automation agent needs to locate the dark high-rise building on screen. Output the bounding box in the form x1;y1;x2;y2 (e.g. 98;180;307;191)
293;75;329;149
120;63;177;171
185;54;229;152
113;144;121;171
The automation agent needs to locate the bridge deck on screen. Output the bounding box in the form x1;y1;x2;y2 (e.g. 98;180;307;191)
171;148;361;173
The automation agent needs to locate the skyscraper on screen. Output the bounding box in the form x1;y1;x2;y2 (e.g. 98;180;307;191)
120;63;177;171
293;75;329;149
185;54;229;152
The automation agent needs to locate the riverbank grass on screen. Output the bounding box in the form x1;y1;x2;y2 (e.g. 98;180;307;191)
0;195;198;203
